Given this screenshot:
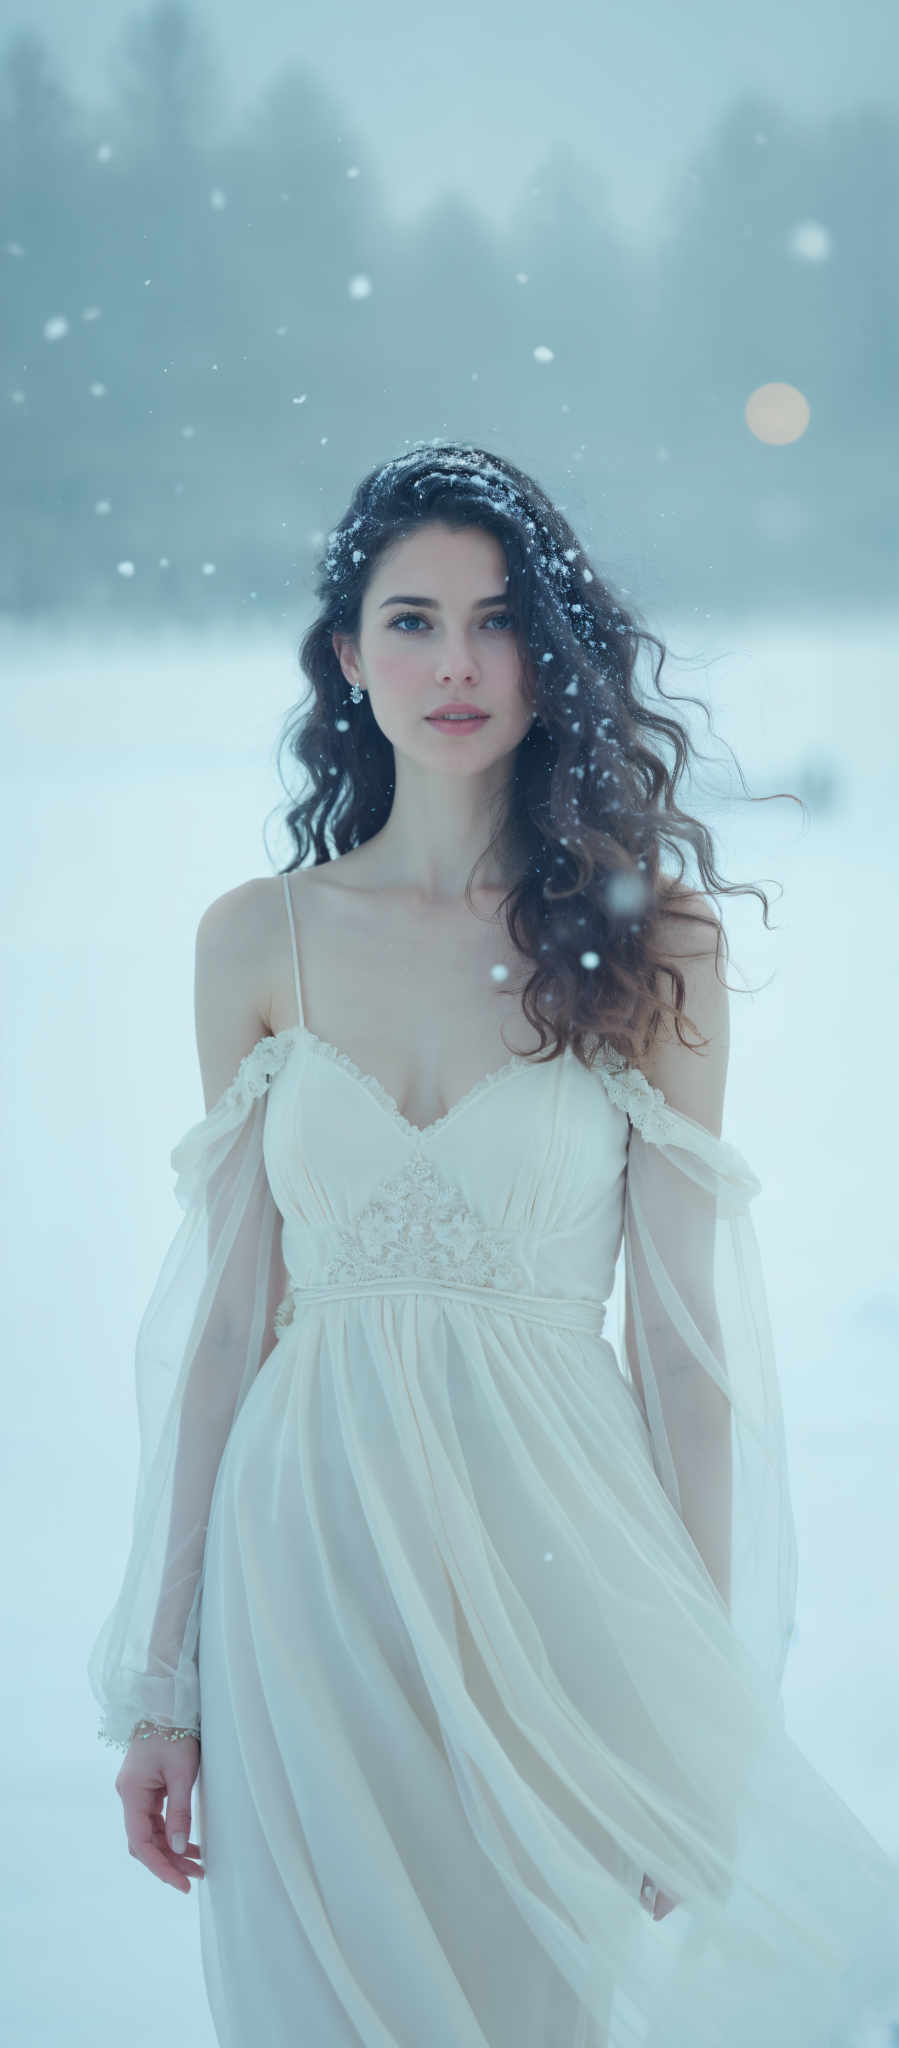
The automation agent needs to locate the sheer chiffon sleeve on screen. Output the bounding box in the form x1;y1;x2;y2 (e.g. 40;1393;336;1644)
87;1030;296;1749
598;1051;799;1702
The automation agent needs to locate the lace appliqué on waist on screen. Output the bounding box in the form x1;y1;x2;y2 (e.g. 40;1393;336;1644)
274;1153;527;1325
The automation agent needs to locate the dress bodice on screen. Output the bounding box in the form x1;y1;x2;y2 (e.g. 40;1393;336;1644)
260;1025;650;1316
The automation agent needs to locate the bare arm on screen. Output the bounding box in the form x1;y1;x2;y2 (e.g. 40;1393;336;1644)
113;881;283;1893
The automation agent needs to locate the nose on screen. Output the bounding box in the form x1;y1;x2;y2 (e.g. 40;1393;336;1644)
436;637;480;686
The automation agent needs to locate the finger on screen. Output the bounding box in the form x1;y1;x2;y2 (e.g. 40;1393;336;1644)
128;1840;192;1892
149;1815;203;1853
147;1815;205;1874
163;1794;196;1858
160;1840;206;1874
128;1811;194;1890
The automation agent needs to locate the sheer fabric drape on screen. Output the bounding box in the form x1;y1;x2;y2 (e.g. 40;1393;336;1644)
88;1035;293;1747
611;1085;799;1702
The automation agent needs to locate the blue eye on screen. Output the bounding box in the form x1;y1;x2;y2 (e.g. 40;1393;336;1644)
389;611;515;632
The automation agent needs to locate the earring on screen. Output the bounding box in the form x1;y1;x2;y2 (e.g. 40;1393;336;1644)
349;682;363;704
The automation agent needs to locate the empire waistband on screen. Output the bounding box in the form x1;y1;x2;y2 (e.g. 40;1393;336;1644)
274;1276;608;1335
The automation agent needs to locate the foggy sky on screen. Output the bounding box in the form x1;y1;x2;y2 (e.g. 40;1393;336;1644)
3;0;896;241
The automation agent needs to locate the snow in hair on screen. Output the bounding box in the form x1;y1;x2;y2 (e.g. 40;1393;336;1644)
322;446;591;614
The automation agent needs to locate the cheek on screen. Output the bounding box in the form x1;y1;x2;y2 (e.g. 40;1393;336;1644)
373;639;423;681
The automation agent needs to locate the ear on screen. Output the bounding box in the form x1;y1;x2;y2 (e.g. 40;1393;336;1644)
332;631;360;688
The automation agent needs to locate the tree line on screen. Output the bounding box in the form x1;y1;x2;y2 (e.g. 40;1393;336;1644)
1;1;896;620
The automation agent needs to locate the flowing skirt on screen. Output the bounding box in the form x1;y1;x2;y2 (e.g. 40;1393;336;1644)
195;1291;899;2047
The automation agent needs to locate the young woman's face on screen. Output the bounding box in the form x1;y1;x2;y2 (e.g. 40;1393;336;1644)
332;523;536;771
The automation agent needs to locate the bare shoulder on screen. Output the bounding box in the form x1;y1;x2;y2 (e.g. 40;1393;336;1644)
193;876;285;1112
639;886;730;1135
650;884;724;963
195;874;281;982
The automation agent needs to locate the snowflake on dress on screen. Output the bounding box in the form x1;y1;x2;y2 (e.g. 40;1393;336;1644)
276;1153;527;1316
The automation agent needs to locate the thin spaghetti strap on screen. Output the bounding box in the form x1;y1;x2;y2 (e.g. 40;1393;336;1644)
280;871;305;1029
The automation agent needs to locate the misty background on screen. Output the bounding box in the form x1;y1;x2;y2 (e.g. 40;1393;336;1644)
2;3;898;2043
1;0;897;615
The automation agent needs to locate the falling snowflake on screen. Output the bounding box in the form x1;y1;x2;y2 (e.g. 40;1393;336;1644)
787;220;832;263
82;306;101;322
201;562;216;576
7;241;24;258
43;316;69;342
209;188;227;210
116;561;135;578
181;425;196;439
90;383;106;398
292;394;307;405
515;272;529;284
348;274;372;299
533;345;554;363
95;500;111;516
346;166;360;179
605;873;648;918
96;143;113;163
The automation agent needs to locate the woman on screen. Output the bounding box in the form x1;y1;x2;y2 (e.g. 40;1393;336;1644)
89;444;899;2047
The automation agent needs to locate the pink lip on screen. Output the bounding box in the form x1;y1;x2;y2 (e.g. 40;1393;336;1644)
426;708;488;719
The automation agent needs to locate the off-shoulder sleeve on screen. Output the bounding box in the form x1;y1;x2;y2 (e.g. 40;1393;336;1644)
87;1030;297;1749
597;1050;799;1701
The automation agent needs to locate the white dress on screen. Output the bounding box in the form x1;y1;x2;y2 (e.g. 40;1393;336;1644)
89;871;899;2048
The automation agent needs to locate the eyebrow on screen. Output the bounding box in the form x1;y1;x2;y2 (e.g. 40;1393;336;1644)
378;593;509;610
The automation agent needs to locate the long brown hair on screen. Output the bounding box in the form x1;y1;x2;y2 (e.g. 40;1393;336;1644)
273;443;799;1070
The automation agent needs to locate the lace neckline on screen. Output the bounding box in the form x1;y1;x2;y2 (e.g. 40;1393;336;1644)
229;1020;676;1146
297;1022;530;1138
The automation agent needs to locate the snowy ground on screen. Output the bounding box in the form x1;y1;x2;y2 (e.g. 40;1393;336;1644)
1;611;897;2044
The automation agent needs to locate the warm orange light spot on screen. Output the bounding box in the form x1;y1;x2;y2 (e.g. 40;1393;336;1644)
745;382;811;445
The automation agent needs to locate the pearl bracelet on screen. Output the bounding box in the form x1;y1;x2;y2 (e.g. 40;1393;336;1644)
97;1717;200;1748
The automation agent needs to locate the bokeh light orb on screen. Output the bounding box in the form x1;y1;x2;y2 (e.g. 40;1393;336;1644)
788;219;832;263
745;382;811;445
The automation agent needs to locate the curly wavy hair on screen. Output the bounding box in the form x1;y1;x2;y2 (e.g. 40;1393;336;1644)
272;442;798;1072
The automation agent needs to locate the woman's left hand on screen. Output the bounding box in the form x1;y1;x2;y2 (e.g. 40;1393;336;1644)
641;1874;679;1920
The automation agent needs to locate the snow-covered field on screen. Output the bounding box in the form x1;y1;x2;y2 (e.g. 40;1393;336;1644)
1;612;897;2044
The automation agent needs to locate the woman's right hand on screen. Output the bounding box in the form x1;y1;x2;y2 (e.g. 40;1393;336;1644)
114;1733;204;1894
